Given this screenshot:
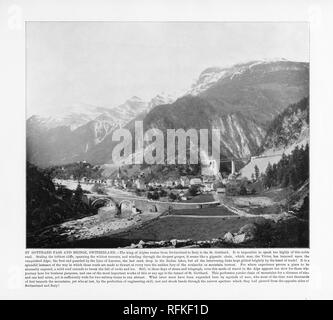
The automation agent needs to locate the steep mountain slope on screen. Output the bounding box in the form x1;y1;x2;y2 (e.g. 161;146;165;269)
27;59;309;168
31;104;114;131
131;60;309;166
109;96;148;124
143;96;266;159
240;97;309;178
258;97;309;154
82;95;267;167
196;60;309;124
27;95;175;167
147;92;175;110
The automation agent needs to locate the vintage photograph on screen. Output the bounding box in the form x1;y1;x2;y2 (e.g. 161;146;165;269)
26;22;309;249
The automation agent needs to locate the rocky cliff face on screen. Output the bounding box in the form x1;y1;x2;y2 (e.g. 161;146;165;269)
259;97;309;154
136;60;309;165
240;97;309;178
142;95;266;160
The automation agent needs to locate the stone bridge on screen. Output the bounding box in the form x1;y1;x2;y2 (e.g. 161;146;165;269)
82;193;220;219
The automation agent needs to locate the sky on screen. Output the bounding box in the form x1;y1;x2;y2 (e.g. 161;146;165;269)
27;22;309;117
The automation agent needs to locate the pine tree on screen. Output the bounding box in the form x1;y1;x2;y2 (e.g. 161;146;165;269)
272;163;278;185
261;144;309;190
277;153;288;185
264;163;274;188
73;183;83;208
254;165;260;181
239;185;247;195
289;168;298;190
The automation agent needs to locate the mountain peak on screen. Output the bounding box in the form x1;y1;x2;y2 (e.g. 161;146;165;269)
128;95;143;102
148;92;176;109
200;67;224;75
28;104;113;131
187;59;308;96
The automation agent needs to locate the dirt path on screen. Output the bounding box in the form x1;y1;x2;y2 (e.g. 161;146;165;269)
161;214;240;219
220;202;291;222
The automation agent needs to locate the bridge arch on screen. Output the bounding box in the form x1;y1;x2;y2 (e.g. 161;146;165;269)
148;204;158;213
119;200;134;215
91;197;118;209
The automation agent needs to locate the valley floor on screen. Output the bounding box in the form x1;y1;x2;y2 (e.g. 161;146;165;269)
28;186;307;248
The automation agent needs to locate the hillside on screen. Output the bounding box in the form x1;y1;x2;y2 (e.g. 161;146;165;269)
194;60;309;124
134;60;309;167
240;97;309;179
27;94;174;167
143;95;266;160
27;59;309;169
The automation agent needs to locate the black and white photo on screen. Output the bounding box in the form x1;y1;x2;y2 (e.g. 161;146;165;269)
26;22;309;249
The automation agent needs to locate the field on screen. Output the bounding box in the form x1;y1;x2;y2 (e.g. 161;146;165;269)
171;206;237;216
113;216;265;241
181;194;216;203
217;187;291;216
66;214;266;248
51;186;305;248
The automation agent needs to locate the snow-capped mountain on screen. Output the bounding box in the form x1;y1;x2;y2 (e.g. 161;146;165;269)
186;67;228;96
32;104;114;131
186;58;308;97
30;96;150;132
27;59;309;168
147;92;176;110
139;60;309;164
27;93;177;167
105;58;309;171
109;96;148;125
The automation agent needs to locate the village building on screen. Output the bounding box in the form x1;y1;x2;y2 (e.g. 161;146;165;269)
216;187;226;193
106;179;113;186
180;176;190;187
202;182;214;192
121;179;127;188
179;191;187;201
190;177;202;185
221;178;228;185
135;178;146;190
113;179;120;187
147;182;155;188
201;159;219;176
164;179;175;187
